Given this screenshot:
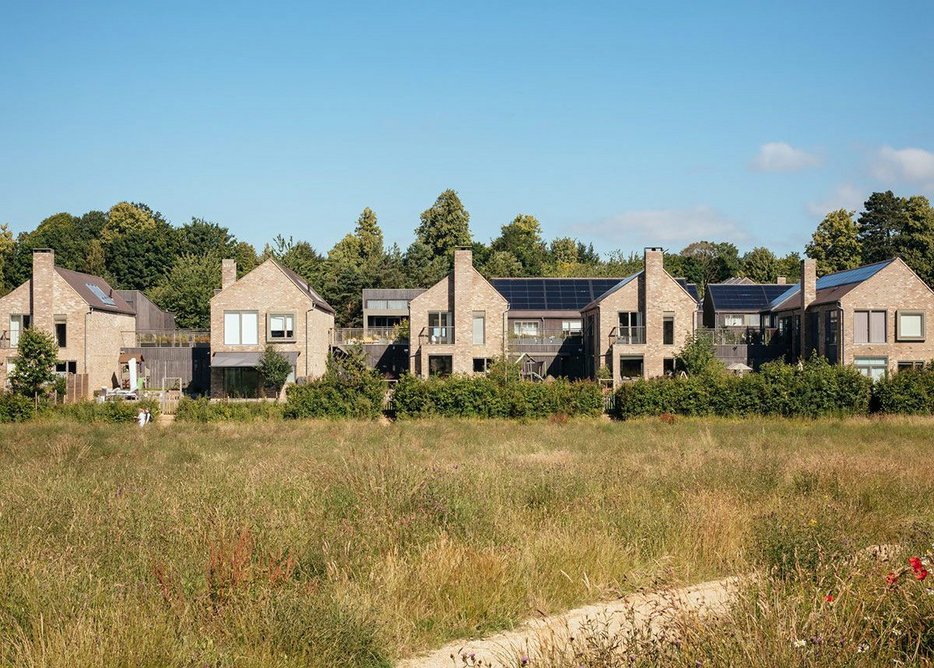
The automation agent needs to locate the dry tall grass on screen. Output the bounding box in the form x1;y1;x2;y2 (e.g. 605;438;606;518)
0;416;931;666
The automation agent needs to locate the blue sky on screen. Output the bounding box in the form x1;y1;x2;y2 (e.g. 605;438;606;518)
2;1;933;257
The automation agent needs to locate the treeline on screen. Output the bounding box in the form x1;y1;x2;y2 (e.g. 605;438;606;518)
2;189;933;329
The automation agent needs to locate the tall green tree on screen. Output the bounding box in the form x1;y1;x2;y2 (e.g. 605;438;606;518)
9;328;58;398
776;252;802;283
415;189;472;256
101;202;157;242
354;207;384;263
104;218;180;290
6;213;88;285
805;209;861;275
482;250;524;277
898;195;934;285
741;247;778;282
0;224;13;295
678;241;741;287
266;236;324;285
148;254;220;329
490;214;547;274
178;218;236;257
857;191;905;263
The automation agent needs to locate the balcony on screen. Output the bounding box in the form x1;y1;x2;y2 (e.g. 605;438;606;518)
612;326;646;345
509;329;582;348
124;330;210;348
334;326;408;346
420;326;454;345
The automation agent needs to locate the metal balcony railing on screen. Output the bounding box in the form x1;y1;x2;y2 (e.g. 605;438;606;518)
420;326;454;345
334;327;409;345
124;330;210;347
697;327;780;346
508;329;582;346
612;326;646;345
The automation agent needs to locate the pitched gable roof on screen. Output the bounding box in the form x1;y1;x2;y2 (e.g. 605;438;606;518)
490;277;627;311
768;259;895;311
273;261;335;314
55;267;136;315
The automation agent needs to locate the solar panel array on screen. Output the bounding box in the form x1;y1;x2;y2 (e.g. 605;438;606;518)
675;278;701;303
490;278;626;310
816;260;891;289
709;284;791;311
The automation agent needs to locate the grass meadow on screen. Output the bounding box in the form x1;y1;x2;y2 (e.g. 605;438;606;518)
0;417;932;666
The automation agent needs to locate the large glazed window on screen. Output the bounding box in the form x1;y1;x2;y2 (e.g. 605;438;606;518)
224;311;259;345
854;310;886;344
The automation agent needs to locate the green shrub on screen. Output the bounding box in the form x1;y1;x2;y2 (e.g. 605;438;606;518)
54;398;161;423
176;397;285;422
392;374;603;419
614;356;871;419
284;350;386;420
873;365;934;414
0;391;35;423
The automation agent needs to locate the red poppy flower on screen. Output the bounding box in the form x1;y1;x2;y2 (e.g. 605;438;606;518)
886;572;899;586
909;556;923;571
824;594;834;603
916;568;928;581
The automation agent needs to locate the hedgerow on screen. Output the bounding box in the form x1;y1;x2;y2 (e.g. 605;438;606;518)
392;374;604;419
614;356;872;419
53;398;161;423
176;398;285;422
873;364;934;414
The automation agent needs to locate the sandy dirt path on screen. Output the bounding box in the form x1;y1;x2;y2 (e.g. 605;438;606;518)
397;575;743;668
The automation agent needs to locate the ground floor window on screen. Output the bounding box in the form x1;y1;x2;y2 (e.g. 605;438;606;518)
854;357;887;382
897;360;925;372
619;356;644;380
472;358;492;373
223;367;261;398
55;361;77;374
428;355;452;377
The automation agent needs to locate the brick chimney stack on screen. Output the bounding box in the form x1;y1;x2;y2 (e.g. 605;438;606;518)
453;248;473;347
800;258;817;358
221;259;237;290
776;276;786;285
31;249;55;333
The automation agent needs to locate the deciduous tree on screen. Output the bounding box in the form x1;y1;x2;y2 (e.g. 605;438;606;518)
9;328;58;398
415;189;471;256
805;209;861;275
741;247;778;283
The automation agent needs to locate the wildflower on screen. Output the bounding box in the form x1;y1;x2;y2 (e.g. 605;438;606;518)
909;556;923;571
857;643;870;653
825;593;835;603
793;639;807;648
916;568;928;581
886;571;899;586
520;656;528;666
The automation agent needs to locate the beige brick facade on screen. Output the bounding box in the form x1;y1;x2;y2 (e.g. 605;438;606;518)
582;249;698;387
0;251;135;397
780;258;934;375
209;259;335;396
408;249;509;377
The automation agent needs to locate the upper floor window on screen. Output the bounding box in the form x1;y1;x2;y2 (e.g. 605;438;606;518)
618;312;644;344
268;313;295;341
723;314;744;327
513;321;540;337
54;315;67;348
896;311;925;342
562;320;582;335
224;311;259;345
854;310;886;344
472;312;485;345
366;299;408;310
663;313;675;345
428;311;453;344
8;314;30;347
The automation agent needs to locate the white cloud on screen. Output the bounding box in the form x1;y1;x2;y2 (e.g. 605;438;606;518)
872;146;934;187
806;183;864;217
750;142;821;172
575;205;750;249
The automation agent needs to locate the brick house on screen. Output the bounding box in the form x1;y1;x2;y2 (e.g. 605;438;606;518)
408;249;509;377
581;248;699;386
209;258;335;397
0;249;136;397
767;258;934;379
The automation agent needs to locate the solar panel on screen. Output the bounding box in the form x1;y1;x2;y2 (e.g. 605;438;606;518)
816;261;891;289
86;283;116;306
491;278;629;310
711;284;796;311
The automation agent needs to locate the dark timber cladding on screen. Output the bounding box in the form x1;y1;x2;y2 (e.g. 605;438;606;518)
490;278;626;310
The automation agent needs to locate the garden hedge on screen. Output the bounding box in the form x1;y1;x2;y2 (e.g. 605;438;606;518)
0;392;35;423
872;365;934;414
176;397;285;422
392;374;604;419
54;398;161;423
614;357;872;419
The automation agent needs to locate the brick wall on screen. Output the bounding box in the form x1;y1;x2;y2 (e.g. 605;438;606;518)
408;249;509;377
209;259;335;395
